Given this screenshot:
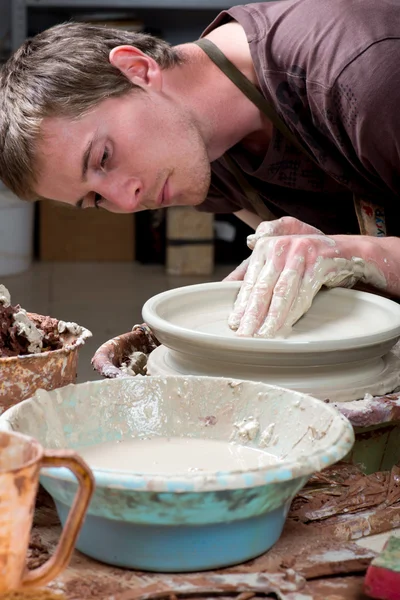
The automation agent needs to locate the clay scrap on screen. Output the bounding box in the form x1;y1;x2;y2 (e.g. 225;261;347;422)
290;462;400;523
0;284;84;357
91;323;160;378
332;393;400;427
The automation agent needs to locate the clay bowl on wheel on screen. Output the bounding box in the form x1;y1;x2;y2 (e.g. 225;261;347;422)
93;284;400;402
142;282;400;401
0;376;354;572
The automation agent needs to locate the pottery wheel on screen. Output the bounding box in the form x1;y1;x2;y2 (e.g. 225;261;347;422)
147;344;400;402
143;283;400;403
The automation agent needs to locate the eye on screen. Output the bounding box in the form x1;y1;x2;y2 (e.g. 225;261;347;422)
100;147;109;169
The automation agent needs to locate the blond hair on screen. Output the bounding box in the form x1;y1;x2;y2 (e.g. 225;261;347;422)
0;22;183;200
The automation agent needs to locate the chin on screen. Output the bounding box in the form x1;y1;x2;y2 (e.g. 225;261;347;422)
185;191;208;207
192;195;208;207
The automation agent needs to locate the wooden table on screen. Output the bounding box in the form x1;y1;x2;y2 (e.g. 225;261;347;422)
28;462;400;600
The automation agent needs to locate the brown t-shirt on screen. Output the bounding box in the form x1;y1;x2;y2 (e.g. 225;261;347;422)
197;0;400;235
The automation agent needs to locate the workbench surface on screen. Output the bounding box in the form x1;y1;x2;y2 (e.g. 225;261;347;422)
30;462;400;600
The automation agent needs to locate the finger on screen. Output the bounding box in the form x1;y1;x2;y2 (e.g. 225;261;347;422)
235;260;280;336
280;252;353;332
247;234;257;250
247;217;324;249
228;242;270;330
223;257;250;282
256;265;304;338
247;221;282;251
284;277;323;331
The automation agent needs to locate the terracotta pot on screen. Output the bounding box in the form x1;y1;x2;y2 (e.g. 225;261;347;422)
0;315;91;414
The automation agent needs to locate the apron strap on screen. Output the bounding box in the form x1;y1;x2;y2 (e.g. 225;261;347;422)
222;154;275;221
195;39;315;162
194;38;386;237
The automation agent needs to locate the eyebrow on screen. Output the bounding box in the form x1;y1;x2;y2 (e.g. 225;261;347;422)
82;139;92;182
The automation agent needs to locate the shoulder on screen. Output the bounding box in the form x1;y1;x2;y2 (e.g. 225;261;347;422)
203;21;260;87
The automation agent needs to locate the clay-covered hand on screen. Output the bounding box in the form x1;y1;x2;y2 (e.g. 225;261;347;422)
247;217;324;250
228;232;387;338
224;217;323;282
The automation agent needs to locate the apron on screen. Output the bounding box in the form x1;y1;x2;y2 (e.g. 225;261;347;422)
194;38;387;237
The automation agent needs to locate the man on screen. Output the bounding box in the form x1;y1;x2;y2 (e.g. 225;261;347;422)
1;0;399;338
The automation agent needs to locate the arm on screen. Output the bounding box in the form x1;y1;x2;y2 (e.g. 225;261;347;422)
349;235;400;297
234;209;263;230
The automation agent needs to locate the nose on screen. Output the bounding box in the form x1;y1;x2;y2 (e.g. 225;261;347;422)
97;175;143;213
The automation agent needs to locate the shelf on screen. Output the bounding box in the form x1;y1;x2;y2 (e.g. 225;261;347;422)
12;0;257;50
24;0;245;8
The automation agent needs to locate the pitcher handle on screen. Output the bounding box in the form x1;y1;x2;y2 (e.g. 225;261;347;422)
22;450;95;588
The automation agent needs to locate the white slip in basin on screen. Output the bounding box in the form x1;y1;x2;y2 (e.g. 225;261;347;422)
0;377;354;571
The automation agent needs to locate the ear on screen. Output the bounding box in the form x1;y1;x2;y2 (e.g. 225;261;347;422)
109;45;163;91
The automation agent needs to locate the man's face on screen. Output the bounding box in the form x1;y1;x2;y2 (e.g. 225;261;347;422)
35;90;211;213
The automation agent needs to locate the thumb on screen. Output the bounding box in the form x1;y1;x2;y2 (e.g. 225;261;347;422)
247;234;257;250
223;257;250;281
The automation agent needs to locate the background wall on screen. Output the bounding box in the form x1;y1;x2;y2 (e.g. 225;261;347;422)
0;0;10;59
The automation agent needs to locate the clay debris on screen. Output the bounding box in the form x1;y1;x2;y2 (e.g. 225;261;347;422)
0;286;62;357
290;461;400;522
0;285;69;357
27;533;51;570
92;323;160;379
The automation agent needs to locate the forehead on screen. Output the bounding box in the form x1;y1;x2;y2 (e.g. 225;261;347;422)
40;110;97;156
35;115;90;202
36;93;140;179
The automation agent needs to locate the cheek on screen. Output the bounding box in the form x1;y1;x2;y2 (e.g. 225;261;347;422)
143;112;197;159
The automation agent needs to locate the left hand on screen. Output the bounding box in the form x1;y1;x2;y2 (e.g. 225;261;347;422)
228;232;386;338
225;217;324;282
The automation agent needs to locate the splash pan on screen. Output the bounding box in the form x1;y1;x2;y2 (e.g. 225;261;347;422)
0;377;353;572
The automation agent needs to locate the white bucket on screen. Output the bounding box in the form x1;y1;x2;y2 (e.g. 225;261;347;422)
0;188;34;276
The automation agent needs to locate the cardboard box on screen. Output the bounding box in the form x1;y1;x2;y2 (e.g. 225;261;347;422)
166;207;214;275
39;201;135;262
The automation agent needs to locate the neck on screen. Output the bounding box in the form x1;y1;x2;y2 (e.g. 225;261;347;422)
164;36;271;162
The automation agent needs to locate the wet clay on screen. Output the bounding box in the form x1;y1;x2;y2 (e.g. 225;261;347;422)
196;285;396;342
78;437;278;474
